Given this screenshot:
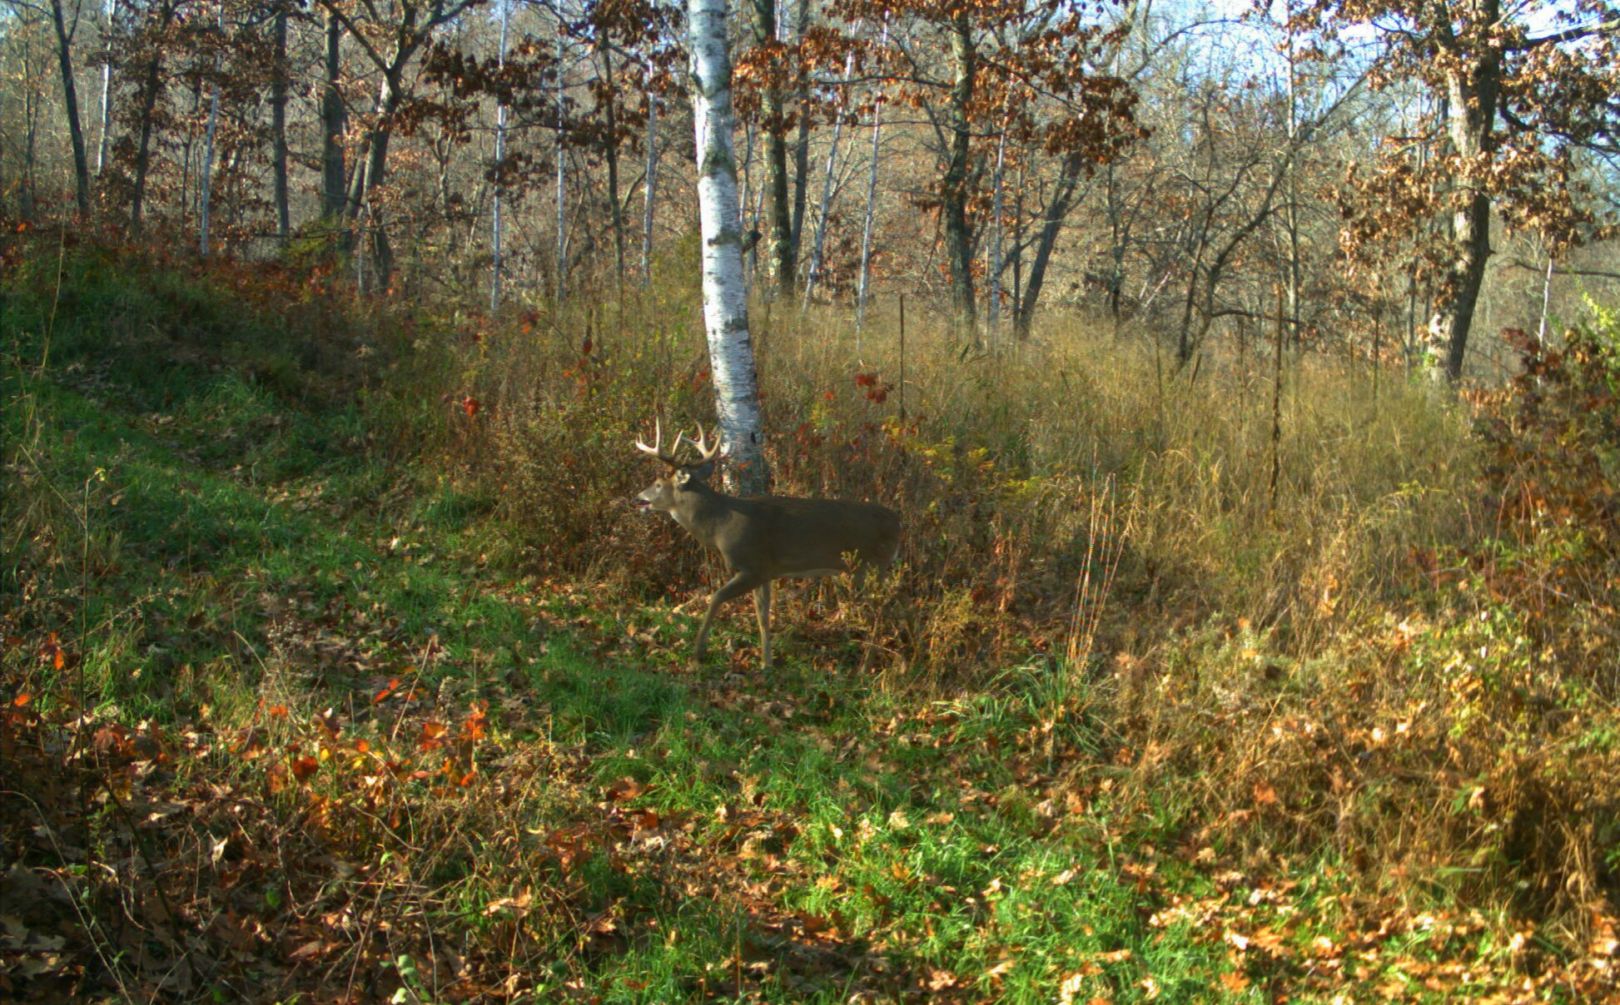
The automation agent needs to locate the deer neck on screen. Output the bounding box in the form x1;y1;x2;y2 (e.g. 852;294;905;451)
671;479;735;546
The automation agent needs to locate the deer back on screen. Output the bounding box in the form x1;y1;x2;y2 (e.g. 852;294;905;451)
717;495;900;577
666;480;894;574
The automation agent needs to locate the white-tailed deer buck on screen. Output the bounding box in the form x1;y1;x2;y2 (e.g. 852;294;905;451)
634;421;901;669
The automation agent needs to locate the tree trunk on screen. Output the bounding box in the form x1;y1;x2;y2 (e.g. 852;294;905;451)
942;14;977;328
1014;155;1082;338
854;40;884;338
19;43;40;218
130;50;163;230
787;0;810;270
490;0;509;309
1011;157;1026;323
751;0;793;296
320;9;346;221
987;113;1009;334
49;0;91;217
555;27;567;301
199;34;220;254
1103;162;1126;337
641;78;659;286
688;0;768;494
271;3;290;243
1428;45;1501;382
802;49;855;312
599;36;626;290
347;72;403;284
96;0;115;176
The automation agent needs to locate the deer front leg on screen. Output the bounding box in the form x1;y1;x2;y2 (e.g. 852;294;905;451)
694;572;762;665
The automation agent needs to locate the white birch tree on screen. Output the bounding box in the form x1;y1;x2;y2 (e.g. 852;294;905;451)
801;46;858;314
688;0;768;494
490;0;509;310
198;1;222;255
641;69;659;286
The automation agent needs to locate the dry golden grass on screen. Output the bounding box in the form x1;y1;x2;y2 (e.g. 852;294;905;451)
441;287;1615;931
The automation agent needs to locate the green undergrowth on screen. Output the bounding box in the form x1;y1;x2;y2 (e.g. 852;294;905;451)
3;234;1616;1002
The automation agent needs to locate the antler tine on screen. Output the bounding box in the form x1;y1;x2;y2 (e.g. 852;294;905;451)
634;417;675;464
678;423;723;464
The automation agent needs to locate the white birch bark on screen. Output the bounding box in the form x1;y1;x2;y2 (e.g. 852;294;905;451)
854;22;888;340
1535;253;1554;353
688;0;767;493
198;4;222;256
96;0;115;175
641;69;659;287
802;48;857;314
987;117;1008;335
555;27;568;302
490;0;509;310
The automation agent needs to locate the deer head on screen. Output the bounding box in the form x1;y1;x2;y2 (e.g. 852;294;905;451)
633;419;721;518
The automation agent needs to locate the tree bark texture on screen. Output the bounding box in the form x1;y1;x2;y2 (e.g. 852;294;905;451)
855;22;887;336
490;0;509;309
802;49;856;311
48;0;91;217
130;55;163;230
320;10;346;220
1427;6;1502;383
599;37;626;290
1014;155;1083;338
787;0;810;268
641;79;659;286
271;4;290;243
943;14;977;326
96;0;114;176
751;0;794;296
689;0;768;494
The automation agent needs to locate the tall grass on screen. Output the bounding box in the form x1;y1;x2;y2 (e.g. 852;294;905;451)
436;279;1619;929
453;286;1479;674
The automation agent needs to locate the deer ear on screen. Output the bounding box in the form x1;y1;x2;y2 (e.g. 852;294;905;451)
673;469;693;487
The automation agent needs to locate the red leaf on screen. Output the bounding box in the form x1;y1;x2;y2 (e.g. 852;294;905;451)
605;776;649;802
419;721;448;752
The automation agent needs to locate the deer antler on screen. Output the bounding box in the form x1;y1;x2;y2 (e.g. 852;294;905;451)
678;424;723;466
634;418;679;466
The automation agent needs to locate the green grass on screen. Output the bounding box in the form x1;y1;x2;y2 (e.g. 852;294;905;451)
2;236;1608;1003
0;268;1242;1000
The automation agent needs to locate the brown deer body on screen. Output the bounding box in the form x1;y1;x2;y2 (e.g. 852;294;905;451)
635;422;901;668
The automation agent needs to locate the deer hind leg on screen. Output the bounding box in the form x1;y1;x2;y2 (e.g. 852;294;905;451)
694;572;762;665
753;583;773;669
